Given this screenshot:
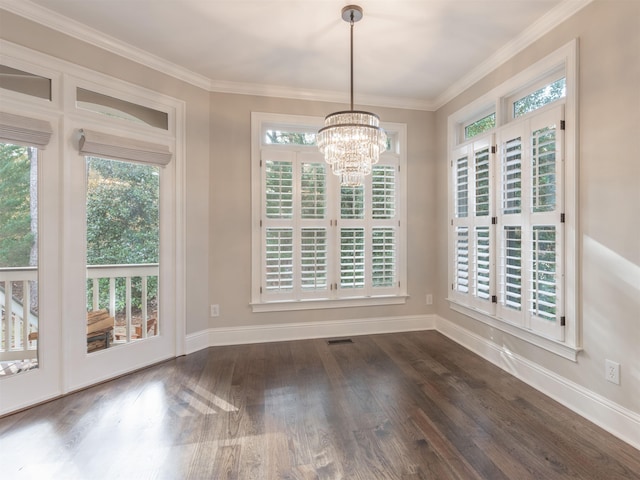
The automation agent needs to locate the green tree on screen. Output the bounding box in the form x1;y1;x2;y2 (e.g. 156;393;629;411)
0;144;33;268
86;157;159;312
86;157;159;265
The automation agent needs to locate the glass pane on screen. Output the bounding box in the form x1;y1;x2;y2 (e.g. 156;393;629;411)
301;163;326;219
340;185;364;219
0;143;39;374
340;228;365;289
372;228;395;287
265;228;293;292
301;228;327;290
455;227;469;293
264;130;316;145
455;155;469;218
465;113;495;139
502;137;522;214
372;165;396;219
531;126;557;213
76;88;169;130
0;65;51;100
514;78;566;118
531;226;557;322
86;157;159;352
502;226;522;311
265;160;293;219
474;147;490;217
474;227;491;300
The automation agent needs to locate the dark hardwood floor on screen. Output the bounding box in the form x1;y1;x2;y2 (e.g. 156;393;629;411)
1;331;639;479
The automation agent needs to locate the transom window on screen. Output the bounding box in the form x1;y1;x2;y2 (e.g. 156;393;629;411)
252;113;407;312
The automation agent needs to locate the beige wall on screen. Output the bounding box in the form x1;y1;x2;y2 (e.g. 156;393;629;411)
209;93;435;327
435;0;640;413
0;11;212;334
2;0;638;417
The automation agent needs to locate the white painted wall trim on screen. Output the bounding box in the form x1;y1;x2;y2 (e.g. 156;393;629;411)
185;314;436;354
435;315;640;451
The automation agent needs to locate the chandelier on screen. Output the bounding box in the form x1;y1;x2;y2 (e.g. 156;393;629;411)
317;5;387;187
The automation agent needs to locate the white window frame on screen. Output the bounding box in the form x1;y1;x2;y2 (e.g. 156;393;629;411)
447;40;579;360
251;112;407;312
0;40;187;399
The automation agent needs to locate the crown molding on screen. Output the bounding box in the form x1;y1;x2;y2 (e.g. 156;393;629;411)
432;0;594;110
2;0;592;111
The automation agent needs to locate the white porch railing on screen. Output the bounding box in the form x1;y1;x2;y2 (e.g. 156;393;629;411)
0;267;38;362
87;264;159;345
0;264;159;363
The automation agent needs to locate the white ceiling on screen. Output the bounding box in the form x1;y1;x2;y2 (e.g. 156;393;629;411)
4;0;590;109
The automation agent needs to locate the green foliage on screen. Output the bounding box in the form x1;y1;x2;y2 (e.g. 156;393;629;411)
265;130;316;146
514;78;566;118
86;157;159;312
86;157;159;265
465;113;496;139
0;144;33;268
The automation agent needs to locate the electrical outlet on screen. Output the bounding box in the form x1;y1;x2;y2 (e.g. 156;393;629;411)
210;304;220;317
605;359;620;385
426;294;433;305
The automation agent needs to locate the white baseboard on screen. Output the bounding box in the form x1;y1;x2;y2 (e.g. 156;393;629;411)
435;315;640;451
186;314;436;354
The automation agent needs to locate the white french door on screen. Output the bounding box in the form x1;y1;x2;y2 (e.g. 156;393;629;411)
61;122;178;392
0;114;63;415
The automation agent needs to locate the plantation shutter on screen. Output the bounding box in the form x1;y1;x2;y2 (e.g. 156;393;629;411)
451;134;495;312
527;106;565;340
298;152;330;299
496;106;564;338
261;150;331;301
78;129;172;166
262;150;295;299
0;111;52;148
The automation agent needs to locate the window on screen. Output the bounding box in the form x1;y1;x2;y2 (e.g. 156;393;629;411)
448;41;577;359
252;113;406;311
465;112;496;140
0;65;51;100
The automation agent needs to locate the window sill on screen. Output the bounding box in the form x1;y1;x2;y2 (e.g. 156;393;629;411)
251;295;409;313
447;299;581;361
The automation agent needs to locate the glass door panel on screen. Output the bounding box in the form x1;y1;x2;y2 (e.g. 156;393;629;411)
85;156;159;353
0;143;39;376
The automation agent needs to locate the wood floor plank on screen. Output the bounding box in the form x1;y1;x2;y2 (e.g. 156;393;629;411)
2;331;639;479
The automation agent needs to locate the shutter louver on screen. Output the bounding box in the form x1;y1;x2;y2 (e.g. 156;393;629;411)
530;226;557;322
455;155;469;218
455;227;469;293
372;165;396;219
300;163;326;219
340;228;365;289
0;111;52;148
502;136;522;214
474;147;490;217
265;228;293;291
265;160;293;219
301;228;327;290
501;226;522;311
474;227;491;300
372;227;396;287
531;126;557;213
